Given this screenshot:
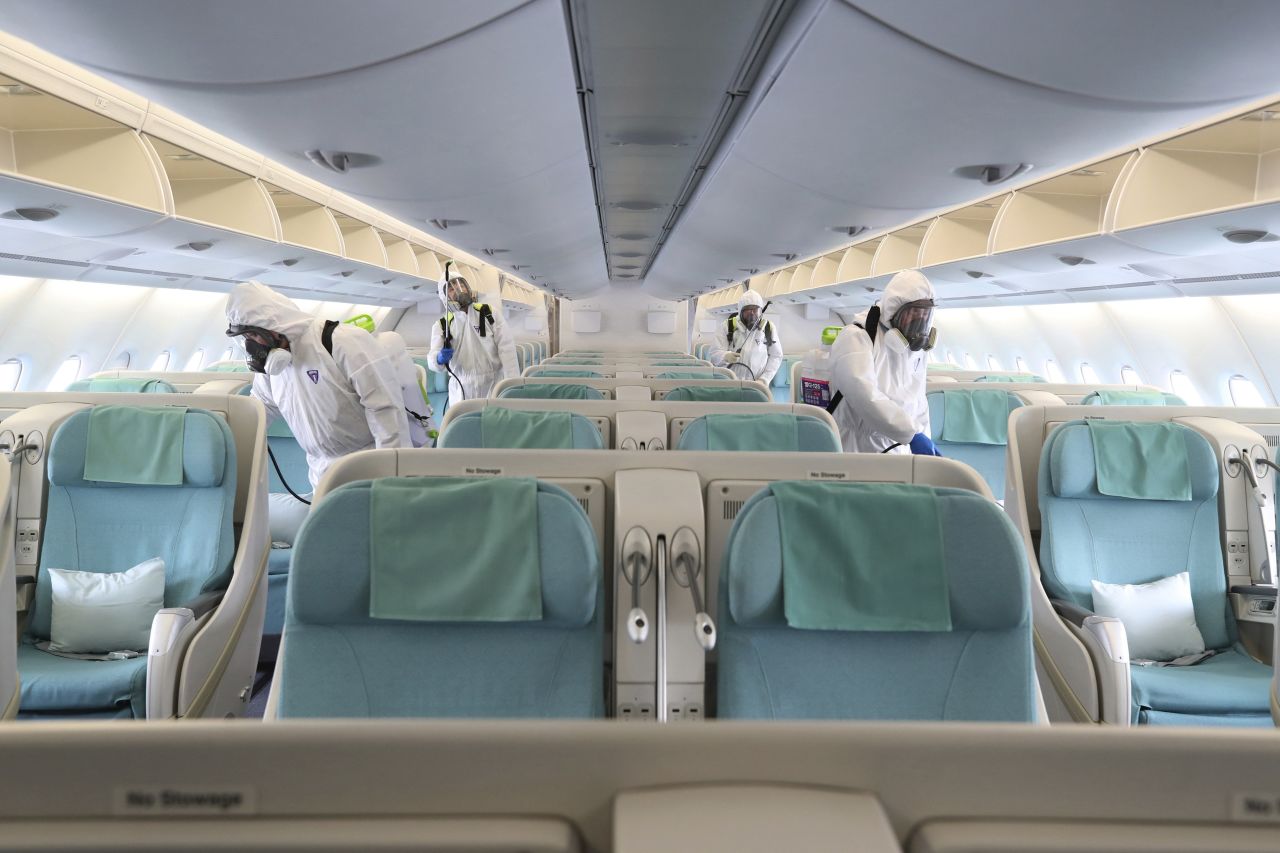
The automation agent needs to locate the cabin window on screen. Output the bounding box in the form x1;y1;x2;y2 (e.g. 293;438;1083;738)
986;355;1002;370
1079;363;1100;384
184;349;205;372
1044;359;1065;383
111;352;131;369
1229;375;1267;407
47;356;81;391
1121;366;1143;385
1015;357;1029;373
150;351;171;371
1170;371;1203;405
219;346;235;363
0;359;21;391
963;353;978;369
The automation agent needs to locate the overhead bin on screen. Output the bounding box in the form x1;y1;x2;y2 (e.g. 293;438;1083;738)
413;245;445;281
870;223;929;277
1113;103;1280;256
0;73;167;247
254;182;349;285
808;253;841;289
779;262;815;302
919;196;1015;285
835;239;881;282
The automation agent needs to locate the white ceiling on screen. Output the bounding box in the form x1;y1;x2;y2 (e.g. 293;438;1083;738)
4;0;1280;303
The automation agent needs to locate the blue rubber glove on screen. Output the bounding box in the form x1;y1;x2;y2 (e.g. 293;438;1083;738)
909;432;942;457
437;347;454;366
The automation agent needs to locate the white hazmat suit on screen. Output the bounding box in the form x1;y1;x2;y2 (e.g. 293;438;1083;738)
427;273;519;406
710;290;784;384
828;270;936;453
225;282;410;489
376;330;435;447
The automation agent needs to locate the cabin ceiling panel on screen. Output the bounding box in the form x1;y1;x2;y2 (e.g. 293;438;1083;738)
0;0;531;85
649;0;1280;300
845;0;1280;106
0;0;606;296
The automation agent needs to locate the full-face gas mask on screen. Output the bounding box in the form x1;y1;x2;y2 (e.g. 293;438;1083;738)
888;299;937;352
226;324;293;375
445;276;476;313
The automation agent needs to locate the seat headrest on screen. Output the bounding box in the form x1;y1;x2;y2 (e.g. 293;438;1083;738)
727;483;1029;632
499;383;604;400
67;377;177;393
665;385;769;402
292;479;598;628
49;407;228;488
1046;420;1217;501
1081;390;1186;406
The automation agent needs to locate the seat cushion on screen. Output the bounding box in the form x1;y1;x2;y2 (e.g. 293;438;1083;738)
18;642;147;718
1129;647;1272;723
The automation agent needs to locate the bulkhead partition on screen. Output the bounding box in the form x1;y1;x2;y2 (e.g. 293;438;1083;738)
314;446;996;723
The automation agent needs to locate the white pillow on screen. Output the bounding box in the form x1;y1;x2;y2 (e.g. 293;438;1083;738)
268;492;311;546
48;558;166;654
1091;572;1206;662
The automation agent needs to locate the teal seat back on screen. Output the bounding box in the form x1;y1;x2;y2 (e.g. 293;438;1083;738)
28;408;236;643
529;369;601;378
1081;390;1187;406
718;483;1035;721
927;391;1022;500
676;414;840;452
1037;421;1231;650
664;385;770;403
278;479;603;718
438;410;604;449
498;383;605;400
67;378;177;393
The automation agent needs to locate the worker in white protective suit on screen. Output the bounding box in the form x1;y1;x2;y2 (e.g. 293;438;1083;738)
375;329;436;447
427;263;519;406
827;269;942;455
225;281;410;491
710;290;784;384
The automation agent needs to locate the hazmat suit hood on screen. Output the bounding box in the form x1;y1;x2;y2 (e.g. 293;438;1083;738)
225;281;314;342
874;269;935;331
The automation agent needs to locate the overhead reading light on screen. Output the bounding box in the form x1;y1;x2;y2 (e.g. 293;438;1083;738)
771;253;797;262
738;268;759;274
610;201;664;211
612;232;651;241
831;226;870;237
335;270;355;278
427;218;468;230
1;207;59;222
1223;229;1278;244
176;241;213;252
964;270;991;279
1070;169;1104;177
954;163;1033;185
0;83;40;95
168;153;204;162
1242;110;1280;122
380;278;392;285
275;258;301;267
614;251;644;258
482;248;509;256
510;264;526;270
1057;255;1094;266
607;131;689;147
303;149;379;174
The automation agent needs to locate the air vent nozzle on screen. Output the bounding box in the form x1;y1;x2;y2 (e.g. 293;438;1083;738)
954;162;1033;185
1223;229;1278;244
1;207;59;222
177;241;213;252
303;149;379;174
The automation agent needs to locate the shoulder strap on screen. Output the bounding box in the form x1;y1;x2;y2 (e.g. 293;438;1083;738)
764;320;775;348
863;305;881;346
727;314;737;340
321;320;339;357
476;303;494;337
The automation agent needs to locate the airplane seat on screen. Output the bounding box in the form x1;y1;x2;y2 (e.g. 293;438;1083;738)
1081;390;1187;406
261;418;311;654
529;369;603;378
498;383;606;401
717;481;1035;721
675;413;840;452
275;477;603;718
927;389;1023;500
656;370;722;380
772;356;800;388
67;378;177;393
17;406;236;719
0;460;14;718
438;409;604;449
664;385;771;403
1038;420;1272;726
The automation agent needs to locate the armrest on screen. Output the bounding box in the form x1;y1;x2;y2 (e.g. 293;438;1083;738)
179;590;225;620
1051;598;1096;628
1231;585;1278;599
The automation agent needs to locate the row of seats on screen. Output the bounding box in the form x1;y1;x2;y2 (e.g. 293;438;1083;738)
273;450;1036;721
